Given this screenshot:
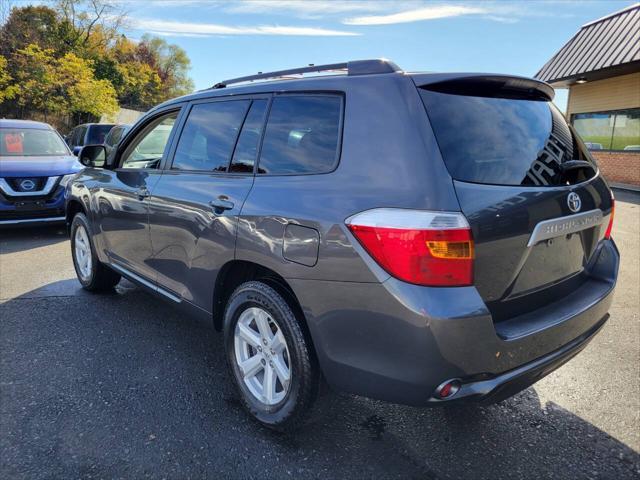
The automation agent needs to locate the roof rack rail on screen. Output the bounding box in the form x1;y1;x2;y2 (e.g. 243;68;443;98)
212;59;401;89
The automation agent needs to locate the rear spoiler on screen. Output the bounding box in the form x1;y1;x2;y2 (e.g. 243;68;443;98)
411;73;555;101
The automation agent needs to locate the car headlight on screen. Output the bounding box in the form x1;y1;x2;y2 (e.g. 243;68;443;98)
58;174;76;188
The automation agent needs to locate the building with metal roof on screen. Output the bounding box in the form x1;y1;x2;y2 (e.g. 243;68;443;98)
536;3;640;187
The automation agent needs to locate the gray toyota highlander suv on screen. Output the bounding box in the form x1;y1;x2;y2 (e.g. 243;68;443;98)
66;59;619;430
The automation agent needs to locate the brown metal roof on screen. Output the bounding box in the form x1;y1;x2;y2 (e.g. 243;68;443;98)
536;3;640;86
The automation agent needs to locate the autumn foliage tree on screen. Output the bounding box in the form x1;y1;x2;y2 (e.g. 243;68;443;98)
0;1;194;128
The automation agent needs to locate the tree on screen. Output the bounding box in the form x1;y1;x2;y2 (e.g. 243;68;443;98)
0;56;18;104
8;44;117;119
0;2;193;123
55;52;118;117
55;0;128;55
116;61;162;110
138;35;194;99
0;5;62;58
9;45;58;116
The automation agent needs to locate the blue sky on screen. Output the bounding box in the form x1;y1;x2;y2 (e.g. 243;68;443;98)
27;0;639;109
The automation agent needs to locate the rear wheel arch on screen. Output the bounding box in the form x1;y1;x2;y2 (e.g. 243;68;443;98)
212;260;318;361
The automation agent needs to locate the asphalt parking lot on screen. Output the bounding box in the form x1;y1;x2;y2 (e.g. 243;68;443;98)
1;190;638;479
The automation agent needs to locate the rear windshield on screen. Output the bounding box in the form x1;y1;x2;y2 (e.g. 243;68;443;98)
87;124;115;144
419;88;596;186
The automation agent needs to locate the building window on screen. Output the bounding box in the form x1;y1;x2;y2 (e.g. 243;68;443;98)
572;108;640;151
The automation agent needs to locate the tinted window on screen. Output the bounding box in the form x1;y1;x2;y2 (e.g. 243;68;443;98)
419;89;595;186
105;127;121;147
68;127;78;146
121;113;178;169
173;100;250;172
230;100;267;173
87;124;114;144
258;96;341;175
75;126;87;147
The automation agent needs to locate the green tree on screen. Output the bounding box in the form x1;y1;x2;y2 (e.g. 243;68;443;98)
138;35;194;99
55;52;118;117
0;2;194;122
10;45;58;116
0;5;62;57
0;56;18;104
116;61;163;109
10;44;117;119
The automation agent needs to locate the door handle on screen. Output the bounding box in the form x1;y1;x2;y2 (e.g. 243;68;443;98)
209;196;234;214
136;187;150;200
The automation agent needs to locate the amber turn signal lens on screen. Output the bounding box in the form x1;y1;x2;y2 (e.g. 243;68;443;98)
426;240;474;259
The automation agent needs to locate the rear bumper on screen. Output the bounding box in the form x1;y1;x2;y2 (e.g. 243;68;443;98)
288;239;619;406
427;313;609;405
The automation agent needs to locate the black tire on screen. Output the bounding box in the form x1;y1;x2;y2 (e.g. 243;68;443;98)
70;212;121;292
223;281;319;431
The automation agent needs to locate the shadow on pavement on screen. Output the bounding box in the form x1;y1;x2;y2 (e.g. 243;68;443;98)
613;188;640;206
1;279;638;479
0;225;68;255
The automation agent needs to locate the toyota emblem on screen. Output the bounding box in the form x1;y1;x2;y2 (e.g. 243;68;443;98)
19;179;36;191
567;192;581;213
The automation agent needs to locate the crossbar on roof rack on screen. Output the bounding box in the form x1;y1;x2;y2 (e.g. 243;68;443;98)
212;59;401;89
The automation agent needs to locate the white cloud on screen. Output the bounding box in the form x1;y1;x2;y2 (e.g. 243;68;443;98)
133;18;360;36
224;0;405;16
343;4;486;25
483;15;520;24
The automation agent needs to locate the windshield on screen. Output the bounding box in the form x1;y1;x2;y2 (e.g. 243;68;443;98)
419;88;596;186
1;128;69;157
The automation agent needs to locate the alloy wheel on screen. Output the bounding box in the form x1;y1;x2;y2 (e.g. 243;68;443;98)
234;307;292;406
74;225;92;281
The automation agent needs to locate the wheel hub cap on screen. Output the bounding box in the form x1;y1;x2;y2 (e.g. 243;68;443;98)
74;225;92;281
234;307;291;406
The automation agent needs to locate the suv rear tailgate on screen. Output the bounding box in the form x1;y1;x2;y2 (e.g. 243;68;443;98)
414;74;615;320
454;177;613;318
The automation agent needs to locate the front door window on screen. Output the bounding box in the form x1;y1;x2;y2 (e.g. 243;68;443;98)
120;113;178;170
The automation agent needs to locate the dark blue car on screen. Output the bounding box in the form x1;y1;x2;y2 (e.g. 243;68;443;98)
0;119;82;226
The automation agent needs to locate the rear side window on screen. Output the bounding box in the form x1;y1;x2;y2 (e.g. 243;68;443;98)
230;99;268;173
173;100;250;172
419;88;596;186
258;95;342;175
107;126;124;146
87;124;114;144
75;126;87;146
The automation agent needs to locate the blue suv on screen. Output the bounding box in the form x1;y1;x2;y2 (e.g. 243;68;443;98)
0;119;82;226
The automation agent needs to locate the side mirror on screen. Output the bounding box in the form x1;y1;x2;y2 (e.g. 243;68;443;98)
78;145;107;168
72;146;81;156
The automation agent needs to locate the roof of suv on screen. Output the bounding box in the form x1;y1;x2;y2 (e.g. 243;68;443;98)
0;119;54;130
150;58;555;113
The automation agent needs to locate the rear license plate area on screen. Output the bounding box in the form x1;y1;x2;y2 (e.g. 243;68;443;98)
509;232;589;298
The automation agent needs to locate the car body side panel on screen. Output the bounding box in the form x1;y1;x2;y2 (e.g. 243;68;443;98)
236;74;460;283
69;168;161;279
148;172;254;307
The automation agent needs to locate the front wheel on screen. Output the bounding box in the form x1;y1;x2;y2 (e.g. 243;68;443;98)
70;213;120;292
223;281;320;431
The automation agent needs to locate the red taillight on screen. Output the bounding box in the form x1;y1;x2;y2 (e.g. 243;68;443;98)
605;196;615;239
346;209;474;287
